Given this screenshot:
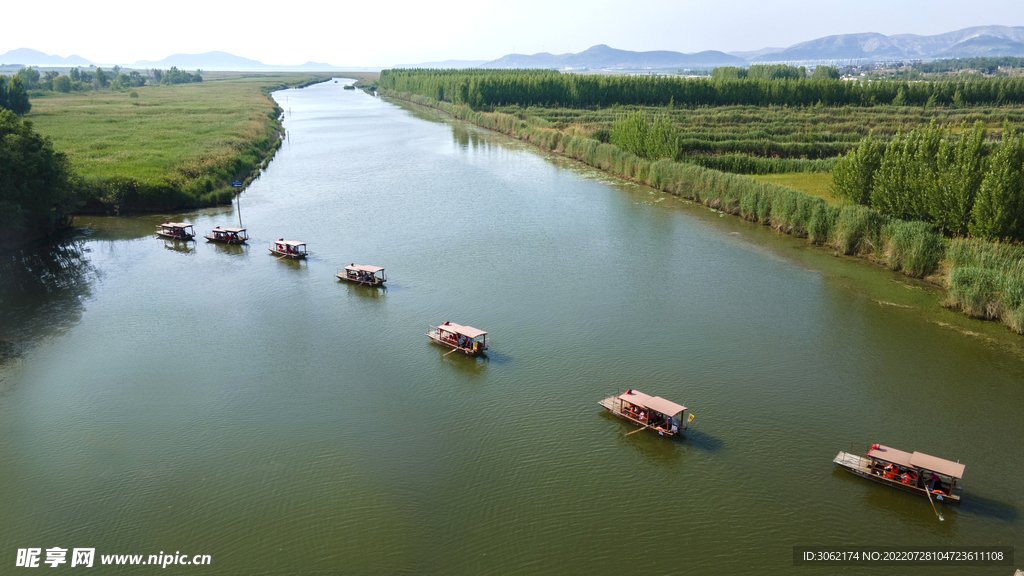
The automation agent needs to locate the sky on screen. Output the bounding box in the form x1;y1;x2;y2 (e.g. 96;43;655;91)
3;0;1022;67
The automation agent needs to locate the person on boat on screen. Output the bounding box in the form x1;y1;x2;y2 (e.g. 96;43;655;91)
883;463;898;480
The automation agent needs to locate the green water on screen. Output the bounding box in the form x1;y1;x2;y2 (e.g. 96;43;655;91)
1;80;1022;575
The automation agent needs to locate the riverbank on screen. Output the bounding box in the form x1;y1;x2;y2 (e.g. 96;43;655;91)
380;89;1024;335
28;73;330;215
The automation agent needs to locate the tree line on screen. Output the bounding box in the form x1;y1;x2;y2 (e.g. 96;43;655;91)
913;57;1024;75
4;65;203;99
377;68;1024;109
832;121;1024;241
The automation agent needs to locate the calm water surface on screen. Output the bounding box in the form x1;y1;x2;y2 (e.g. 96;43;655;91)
1;80;1023;574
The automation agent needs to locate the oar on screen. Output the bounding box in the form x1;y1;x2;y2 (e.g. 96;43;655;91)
925;485;945;521
443;347;461;357
626;424;650;436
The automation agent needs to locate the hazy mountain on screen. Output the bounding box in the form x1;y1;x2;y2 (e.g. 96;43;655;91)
0;48;91;66
753;25;1024;63
132;51;269;70
727;47;786;60
933;35;1024;58
480;44;745;70
396;59;489;69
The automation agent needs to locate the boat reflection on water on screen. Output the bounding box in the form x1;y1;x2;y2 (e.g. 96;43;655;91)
162;239;195;253
211;242;248;256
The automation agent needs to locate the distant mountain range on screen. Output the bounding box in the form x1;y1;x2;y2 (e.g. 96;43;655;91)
4;25;1024;71
750;25;1024;63
0;48;91;66
0;48;363;70
394;59;488;69
460;25;1024;70
476;44;745;69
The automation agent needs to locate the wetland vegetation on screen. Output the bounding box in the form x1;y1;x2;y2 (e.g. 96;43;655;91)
376;68;1024;335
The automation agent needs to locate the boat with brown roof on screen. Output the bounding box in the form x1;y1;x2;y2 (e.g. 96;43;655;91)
834;444;965;504
599;389;691;437
156;222;195;241
427;322;488;355
205;226;248;245
336;264;386;287
269;239;308;259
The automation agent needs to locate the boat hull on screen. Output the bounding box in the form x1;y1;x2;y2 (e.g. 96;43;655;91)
833;451;961;504
205;235;247;245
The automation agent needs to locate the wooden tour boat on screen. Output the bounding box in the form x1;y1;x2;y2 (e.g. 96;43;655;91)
205;226;248;245
599;389;691;437
336;264;386;287
269;239;308;259
833;444;965;504
427;322;488;355
156;222;195;241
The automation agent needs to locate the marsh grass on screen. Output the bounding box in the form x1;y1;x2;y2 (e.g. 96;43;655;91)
28;73;324;211
945;239;1024;331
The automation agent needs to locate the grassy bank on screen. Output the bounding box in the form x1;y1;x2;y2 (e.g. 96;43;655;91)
28;73;328;213
382;89;1024;335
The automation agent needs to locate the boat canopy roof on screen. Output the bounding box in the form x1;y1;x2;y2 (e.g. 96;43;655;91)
910;452;965;479
213;227;246;233
867;445;914;468
868;445;964;478
275;240;306;247
438;323;487;339
161;222;193;228
617;390;686;416
346;264;384;273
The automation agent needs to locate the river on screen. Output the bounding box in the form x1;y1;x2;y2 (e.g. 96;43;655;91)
1;79;1022;574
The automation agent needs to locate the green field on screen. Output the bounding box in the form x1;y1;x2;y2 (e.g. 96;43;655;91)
27;72;327;210
748;172;839;204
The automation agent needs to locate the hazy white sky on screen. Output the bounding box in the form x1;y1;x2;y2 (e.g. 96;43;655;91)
4;0;1021;66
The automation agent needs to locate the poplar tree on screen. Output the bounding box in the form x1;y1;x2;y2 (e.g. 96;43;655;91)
970;123;1024;239
947;122;988;236
831;132;881;205
6;76;31;115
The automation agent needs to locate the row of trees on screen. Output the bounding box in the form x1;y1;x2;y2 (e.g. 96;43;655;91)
913;57;1024;75
378;68;1024;109
710;64;838;81
832;121;1024;240
7;65;202;97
